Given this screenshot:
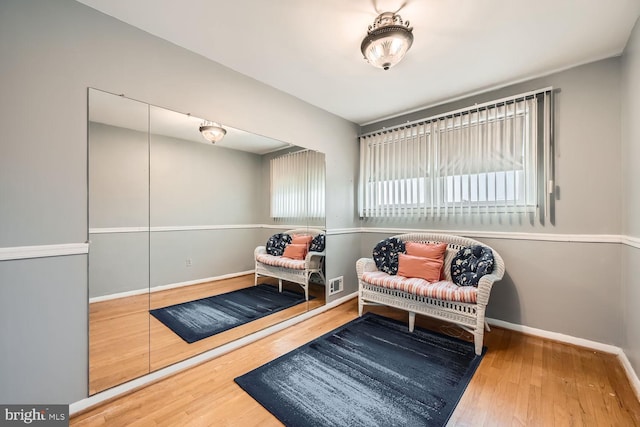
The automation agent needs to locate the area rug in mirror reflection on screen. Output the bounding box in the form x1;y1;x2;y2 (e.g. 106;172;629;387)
150;284;311;343
235;313;485;427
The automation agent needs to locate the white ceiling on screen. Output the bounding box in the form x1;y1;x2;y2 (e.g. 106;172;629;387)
77;0;640;125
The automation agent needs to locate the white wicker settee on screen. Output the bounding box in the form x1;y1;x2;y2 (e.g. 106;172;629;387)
356;233;505;355
254;228;326;301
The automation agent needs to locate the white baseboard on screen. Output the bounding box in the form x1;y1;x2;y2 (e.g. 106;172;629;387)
89;287;148;303
618;351;640;401
149;270;254;293
70;291;358;416
89;270;255;303
486;317;621;353
487;317;640;400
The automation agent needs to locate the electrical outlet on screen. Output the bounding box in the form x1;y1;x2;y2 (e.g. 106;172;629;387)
185;258;192;267
328;276;344;296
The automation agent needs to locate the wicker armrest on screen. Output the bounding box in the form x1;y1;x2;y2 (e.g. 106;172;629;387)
356;258;378;279
305;251;325;270
475;249;505;305
255;246;267;258
476;273;500;305
305;250;325;261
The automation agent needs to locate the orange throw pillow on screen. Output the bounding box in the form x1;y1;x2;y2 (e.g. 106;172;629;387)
397;253;443;282
292;234;313;248
405;241;448;280
282;243;307;260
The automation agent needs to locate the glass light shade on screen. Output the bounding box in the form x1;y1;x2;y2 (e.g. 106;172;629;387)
199;123;226;143
361;12;413;70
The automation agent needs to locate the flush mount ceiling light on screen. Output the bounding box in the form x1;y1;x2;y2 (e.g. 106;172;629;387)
361;11;414;70
199;121;226;143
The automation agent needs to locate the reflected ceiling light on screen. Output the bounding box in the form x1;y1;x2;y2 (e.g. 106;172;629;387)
361;11;413;70
199;121;226;143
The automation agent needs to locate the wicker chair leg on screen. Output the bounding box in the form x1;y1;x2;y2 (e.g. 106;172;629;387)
474;331;483;356
278;279;282;293
408;312;416;332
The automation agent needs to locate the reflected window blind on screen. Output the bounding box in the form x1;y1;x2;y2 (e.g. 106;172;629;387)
271;150;325;219
358;88;553;218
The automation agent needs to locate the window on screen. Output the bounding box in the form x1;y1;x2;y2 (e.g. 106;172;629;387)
270;150;325;219
358;89;554;218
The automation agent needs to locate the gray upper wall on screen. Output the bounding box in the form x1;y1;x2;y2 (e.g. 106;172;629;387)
89;123;150;228
360;58;622;236
149;133;263;227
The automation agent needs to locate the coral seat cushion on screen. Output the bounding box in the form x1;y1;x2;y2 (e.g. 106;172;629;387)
405;242;448;279
282;243;307;260
397;253;443;282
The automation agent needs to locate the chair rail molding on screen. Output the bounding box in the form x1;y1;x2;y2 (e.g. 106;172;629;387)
0;243;89;261
327;227;638;247
88;224;324;234
2;232;638;262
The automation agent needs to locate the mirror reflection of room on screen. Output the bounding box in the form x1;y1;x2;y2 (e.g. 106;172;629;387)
88;91;151;395
88;89;326;394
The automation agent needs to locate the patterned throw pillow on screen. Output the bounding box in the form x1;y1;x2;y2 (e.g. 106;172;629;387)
265;233;292;256
451;245;495;287
372;237;406;275
309;234;326;252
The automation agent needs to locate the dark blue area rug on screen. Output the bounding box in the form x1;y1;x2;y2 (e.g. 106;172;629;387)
235;313;485;427
150;285;311;343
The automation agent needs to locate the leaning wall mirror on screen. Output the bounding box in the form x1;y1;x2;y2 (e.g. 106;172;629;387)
88;88;326;394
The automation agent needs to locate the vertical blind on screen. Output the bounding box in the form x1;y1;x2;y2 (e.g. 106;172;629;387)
358;88;554;219
270;150;325;219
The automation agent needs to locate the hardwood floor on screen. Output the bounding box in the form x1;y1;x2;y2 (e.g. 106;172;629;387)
77;299;640;426
89;274;325;394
